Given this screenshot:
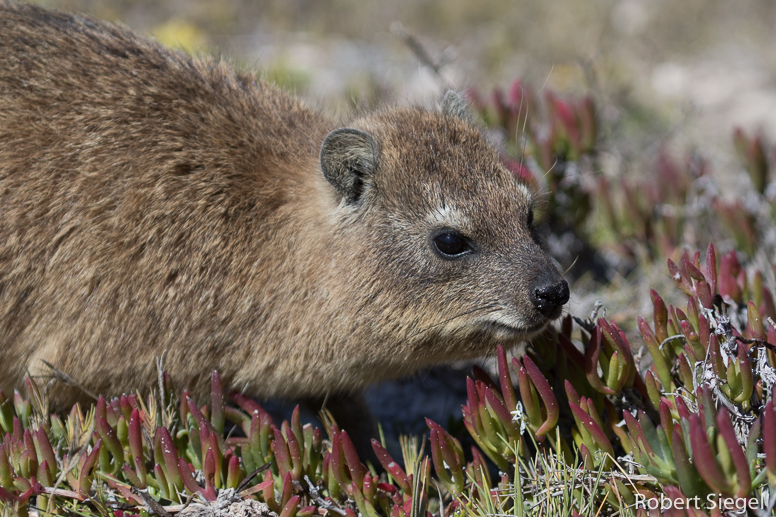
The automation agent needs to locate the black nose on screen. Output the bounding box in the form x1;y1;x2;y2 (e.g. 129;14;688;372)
531;279;569;316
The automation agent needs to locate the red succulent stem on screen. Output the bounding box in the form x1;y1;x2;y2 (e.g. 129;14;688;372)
340;430;365;490
483;386;520;439
716;409;751;498
688;414;731;497
497;346;517;412
734;342;754;403
32;428;56;481
157;426;182;491
522;355;559;436
371;439;411;494
279;495;300;517
584;327;616;395
285;426;303;481
210;371;225;435
226;454;241;489
569;402;613;459
78;439;101;497
202;447;217;500
178;458;203;497
765;401;776;477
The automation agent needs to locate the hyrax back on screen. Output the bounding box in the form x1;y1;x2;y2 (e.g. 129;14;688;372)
0;1;569;405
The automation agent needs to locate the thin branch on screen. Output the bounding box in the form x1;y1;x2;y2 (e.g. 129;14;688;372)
390;22;450;89
41;359;98;400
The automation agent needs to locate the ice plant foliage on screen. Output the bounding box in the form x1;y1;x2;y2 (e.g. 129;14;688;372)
467;79;597;232
2;245;776;516
0;371;433;517
4;78;776;516
429;243;776;515
733;127;773;195
3;80;776;517
471;78;776;268
593;128;776;262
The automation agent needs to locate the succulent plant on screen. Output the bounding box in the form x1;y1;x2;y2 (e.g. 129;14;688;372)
3;239;776;517
467;79;598;233
424;241;776;515
0;370;432;517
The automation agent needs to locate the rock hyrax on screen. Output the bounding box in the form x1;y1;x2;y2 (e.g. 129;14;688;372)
0;1;569;410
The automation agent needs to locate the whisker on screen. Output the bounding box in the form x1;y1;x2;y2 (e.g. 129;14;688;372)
518;97;530;176
513;82;529;164
531;184;551;200
539;63;555;93
563;255;579;276
408;303;501;339
541;156;559;180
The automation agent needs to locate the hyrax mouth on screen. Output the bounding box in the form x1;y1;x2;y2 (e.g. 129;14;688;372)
485;310;562;338
479;275;569;338
488;320;547;337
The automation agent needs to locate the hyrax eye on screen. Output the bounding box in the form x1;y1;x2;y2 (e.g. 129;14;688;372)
432;231;471;258
527;208;534;226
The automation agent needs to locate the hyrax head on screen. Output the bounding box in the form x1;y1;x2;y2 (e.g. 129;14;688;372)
319;96;569;361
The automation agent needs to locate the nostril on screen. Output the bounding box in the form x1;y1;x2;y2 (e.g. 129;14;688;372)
532;279;570;314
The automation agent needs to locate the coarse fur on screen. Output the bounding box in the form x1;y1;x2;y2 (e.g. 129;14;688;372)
0;1;567;409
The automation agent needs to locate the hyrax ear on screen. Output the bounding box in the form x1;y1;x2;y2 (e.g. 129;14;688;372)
320;128;379;204
442;90;472;123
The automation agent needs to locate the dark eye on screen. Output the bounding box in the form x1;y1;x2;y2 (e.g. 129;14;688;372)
433;231;470;258
527;208;534;226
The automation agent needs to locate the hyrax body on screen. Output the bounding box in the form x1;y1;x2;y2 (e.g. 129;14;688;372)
0;1;569;409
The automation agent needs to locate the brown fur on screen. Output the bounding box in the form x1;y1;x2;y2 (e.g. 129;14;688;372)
0;1;566;407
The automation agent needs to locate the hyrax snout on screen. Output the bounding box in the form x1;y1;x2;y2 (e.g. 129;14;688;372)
0;0;568;409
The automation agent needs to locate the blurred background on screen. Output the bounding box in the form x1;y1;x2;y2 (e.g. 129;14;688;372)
32;0;776;146
26;0;776;437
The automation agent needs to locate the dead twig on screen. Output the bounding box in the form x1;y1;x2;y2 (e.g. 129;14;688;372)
390;22;451;89
41;359;99;400
131;487;172;517
236;463;271;495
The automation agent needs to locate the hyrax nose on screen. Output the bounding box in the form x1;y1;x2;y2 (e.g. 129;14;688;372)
531;278;570;316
